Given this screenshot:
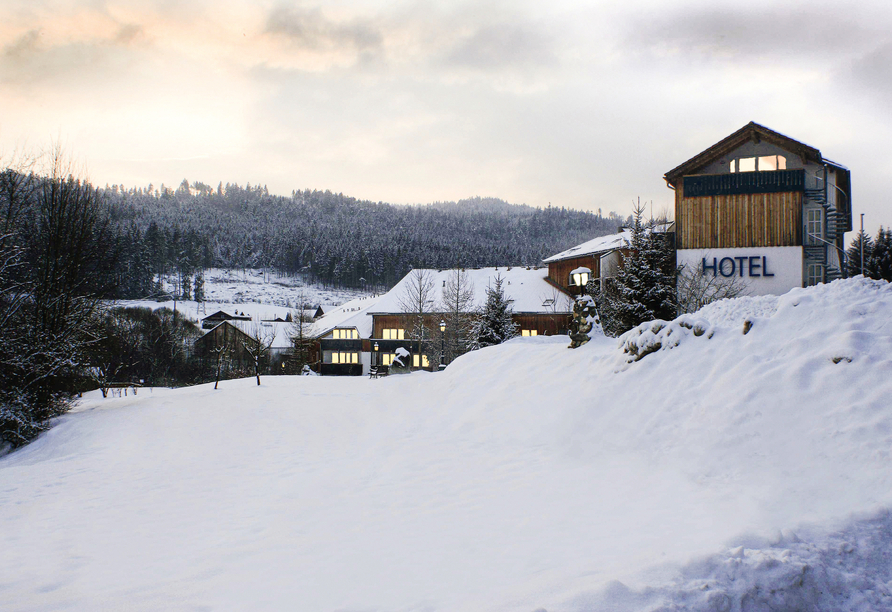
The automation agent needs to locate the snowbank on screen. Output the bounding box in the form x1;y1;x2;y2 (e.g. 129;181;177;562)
2;278;891;611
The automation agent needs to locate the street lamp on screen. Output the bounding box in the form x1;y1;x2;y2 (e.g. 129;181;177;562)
439;319;446;370
373;341;379;368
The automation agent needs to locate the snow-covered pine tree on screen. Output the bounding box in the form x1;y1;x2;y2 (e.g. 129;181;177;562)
193;269;205;303
469;273;518;349
596;201;676;336
868;227;892;281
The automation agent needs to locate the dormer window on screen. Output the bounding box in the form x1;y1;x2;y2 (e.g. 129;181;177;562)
730;155;786;173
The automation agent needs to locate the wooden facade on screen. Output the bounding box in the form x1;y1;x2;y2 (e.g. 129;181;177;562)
372;312;571;340
546;255;599;293
676;187;802;249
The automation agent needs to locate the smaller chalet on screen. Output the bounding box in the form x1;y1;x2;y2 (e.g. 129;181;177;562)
200;309;252;329
543;224;674;295
194;320;294;369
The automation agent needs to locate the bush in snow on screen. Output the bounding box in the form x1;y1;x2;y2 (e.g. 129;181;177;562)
617;315;714;366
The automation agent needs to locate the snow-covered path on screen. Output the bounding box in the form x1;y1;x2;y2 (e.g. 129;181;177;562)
2;278;892;611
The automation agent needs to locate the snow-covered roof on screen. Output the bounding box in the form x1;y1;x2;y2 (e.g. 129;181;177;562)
308;294;381;339
226;320;295;349
543;222;675;264
368;267;572;315
543;230;633;263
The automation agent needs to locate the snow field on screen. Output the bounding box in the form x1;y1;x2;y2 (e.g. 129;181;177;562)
2;277;892;611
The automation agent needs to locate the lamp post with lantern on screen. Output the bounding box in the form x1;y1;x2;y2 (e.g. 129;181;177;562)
570;267;590;295
439;319;446;370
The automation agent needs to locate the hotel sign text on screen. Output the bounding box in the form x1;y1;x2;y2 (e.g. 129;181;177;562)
702;256;775;278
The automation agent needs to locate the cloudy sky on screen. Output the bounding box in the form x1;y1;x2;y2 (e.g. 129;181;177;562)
1;0;891;232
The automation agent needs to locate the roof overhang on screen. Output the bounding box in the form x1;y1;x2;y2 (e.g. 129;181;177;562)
664;122;824;188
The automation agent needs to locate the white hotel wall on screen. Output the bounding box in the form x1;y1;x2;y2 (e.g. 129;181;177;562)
677;247;804;297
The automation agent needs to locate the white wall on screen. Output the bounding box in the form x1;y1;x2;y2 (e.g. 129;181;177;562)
677;247;803;296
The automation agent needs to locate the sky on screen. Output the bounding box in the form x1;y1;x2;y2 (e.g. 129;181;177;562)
1;0;891;233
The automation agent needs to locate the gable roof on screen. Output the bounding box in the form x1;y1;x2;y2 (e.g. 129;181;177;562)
663;122;824;187
227;320;295;349
368;267;572;315
202;309;251;321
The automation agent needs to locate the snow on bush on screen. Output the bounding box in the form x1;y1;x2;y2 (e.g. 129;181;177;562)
616;315;714;365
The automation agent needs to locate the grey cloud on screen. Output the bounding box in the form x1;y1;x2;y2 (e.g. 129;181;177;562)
443;23;557;71
265;5;382;53
114;24;145;45
839;42;892;106
4;29;41;59
628;7;876;60
1;28;134;86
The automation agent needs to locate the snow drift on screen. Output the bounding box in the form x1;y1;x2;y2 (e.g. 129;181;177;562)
2;277;891;611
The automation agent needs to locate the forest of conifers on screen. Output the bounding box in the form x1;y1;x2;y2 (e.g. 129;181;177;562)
107;179;626;296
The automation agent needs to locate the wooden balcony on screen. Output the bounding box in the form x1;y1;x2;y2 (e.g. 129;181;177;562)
683;169;804;197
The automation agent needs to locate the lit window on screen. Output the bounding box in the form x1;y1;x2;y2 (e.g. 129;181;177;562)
521;329;538;337
382;328;405;340
731;155;786;173
381;353;395;366
807;264;824;286
333;329;359;339
330;351;359;364
412;354;430;368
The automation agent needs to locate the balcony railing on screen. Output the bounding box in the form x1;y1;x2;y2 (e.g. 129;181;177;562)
683;169;804;197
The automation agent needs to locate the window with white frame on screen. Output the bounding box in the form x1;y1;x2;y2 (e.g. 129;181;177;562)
521;329;538;337
807;264;824;286
382;328;405;340
807;209;823;244
332;328;359;340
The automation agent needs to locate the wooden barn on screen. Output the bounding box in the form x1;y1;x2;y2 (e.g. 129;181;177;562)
665;122;851;294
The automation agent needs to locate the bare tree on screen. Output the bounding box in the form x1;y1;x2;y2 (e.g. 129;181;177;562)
211;341;233;390
439;268;475;364
241;323;276;385
288;289;315;373
397;269;437;367
676;263;747;315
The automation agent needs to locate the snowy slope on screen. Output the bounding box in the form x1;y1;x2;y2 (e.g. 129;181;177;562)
115;268;373;326
2;278;892;611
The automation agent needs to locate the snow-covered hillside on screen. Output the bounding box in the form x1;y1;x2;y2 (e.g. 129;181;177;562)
2;278;892;611
115;267;373;324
